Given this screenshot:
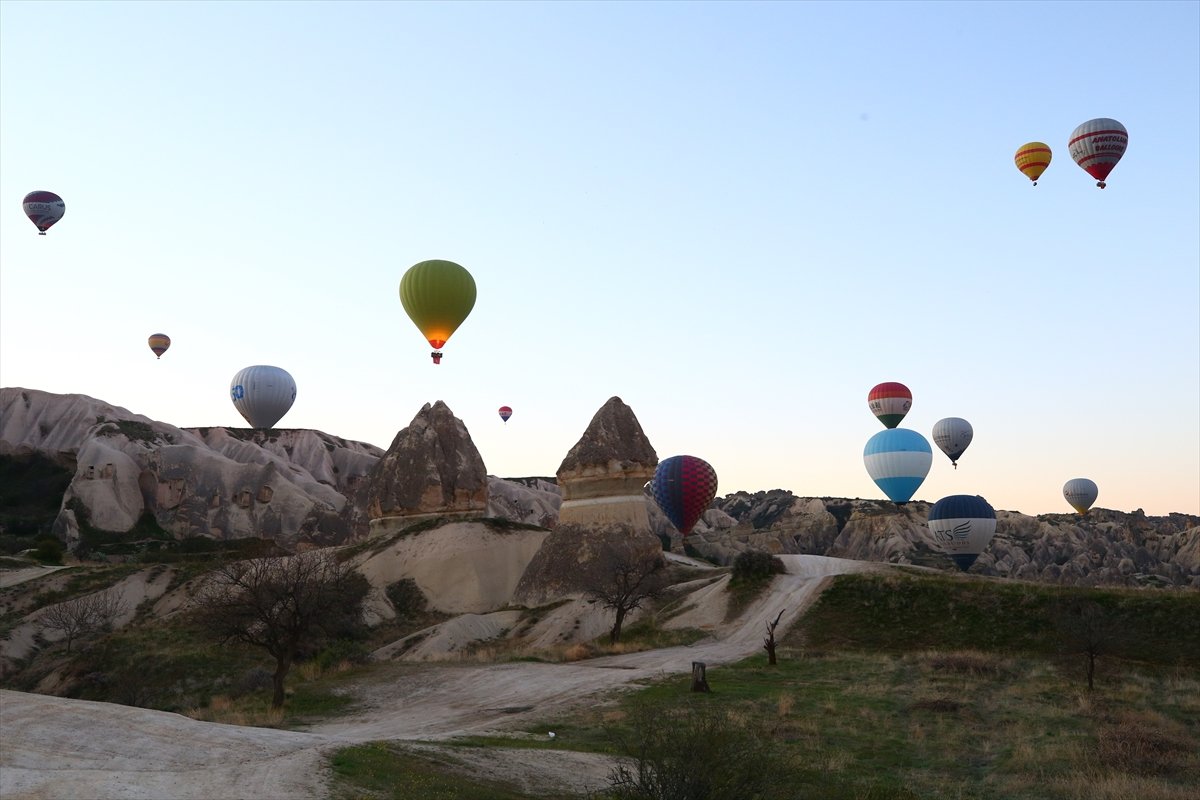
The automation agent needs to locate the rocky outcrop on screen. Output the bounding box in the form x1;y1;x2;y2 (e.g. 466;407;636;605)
687;490;1200;588
514;398;662;606
556;397;658;528
1;388;382;552
487;476;561;530
356;402;488;535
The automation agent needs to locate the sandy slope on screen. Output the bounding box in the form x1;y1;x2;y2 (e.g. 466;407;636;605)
0;555;879;800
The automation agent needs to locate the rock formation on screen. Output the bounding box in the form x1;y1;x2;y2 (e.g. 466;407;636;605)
513;397;663;606
681;490;1200;589
556;396;659;528
358;401;489;537
0;388;381;552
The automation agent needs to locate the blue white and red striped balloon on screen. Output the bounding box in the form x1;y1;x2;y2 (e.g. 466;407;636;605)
649;455;718;536
928;494;997;571
498;406;512;423
864;428;932;504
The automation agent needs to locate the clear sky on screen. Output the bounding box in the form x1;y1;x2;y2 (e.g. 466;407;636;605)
2;1;1197;517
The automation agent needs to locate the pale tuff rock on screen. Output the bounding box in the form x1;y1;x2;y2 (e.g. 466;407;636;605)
353;520;549;615
487;477;561;530
555;396;658;528
514;398;662;606
359;401;488;529
1;388;380;551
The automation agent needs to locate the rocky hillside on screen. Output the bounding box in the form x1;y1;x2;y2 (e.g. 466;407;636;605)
683;491;1200;589
2;388;1197;588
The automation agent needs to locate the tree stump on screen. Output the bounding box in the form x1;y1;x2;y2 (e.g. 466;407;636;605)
691;661;711;693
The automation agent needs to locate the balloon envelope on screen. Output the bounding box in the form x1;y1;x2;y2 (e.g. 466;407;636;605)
498;405;512;422
649;455;718;536
928;494;997;571
230;365;296;429
147;333;171;359
1063;478;1098;515
1068;118;1127;188
868;382;912;429
1014;142;1052;184
864;428;932;504
399;259;477;362
23;190;65;234
932;417;973;467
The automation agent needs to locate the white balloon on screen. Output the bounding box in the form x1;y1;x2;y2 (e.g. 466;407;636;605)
230;365;296;429
1063;478;1098;515
932;418;973;468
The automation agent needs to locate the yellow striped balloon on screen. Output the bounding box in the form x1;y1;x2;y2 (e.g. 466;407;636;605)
1014;142;1052;185
147;333;171;359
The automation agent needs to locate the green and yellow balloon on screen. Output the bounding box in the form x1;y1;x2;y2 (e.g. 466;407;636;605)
399;259;477;364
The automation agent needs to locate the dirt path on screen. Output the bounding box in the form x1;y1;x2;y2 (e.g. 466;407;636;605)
0;555;879;800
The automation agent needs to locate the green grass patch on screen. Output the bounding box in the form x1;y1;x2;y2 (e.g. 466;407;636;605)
329;742;537;799
793;571;1200;666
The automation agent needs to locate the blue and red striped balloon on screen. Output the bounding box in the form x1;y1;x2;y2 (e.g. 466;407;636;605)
649;455;718;537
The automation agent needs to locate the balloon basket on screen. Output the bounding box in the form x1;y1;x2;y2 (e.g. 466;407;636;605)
431;351;443;365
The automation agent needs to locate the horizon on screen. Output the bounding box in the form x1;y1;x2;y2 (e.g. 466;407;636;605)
2;1;1197;517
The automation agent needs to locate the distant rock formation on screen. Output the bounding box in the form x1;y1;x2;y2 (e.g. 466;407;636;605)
514;397;663;606
3;387;1196;590
358;401;488;537
0;388;381;552
685;490;1200;589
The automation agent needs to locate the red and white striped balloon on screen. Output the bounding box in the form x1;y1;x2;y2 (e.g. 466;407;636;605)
1068;118;1127;189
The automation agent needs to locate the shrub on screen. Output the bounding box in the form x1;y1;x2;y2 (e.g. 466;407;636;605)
731;550;786;582
605;700;783;799
32;536;64;565
385;578;428;619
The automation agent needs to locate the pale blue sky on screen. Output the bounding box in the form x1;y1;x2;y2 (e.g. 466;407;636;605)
2;1;1197;516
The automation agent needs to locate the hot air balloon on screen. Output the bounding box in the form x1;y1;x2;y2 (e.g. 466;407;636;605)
1068;118;1127;189
230;365;296;429
399;259;477;364
928;494;997;571
1014;142;1052;185
649;455;718;537
1063;478;1098;515
498;406;512;423
868;382;912;429
23;191;65;235
932;417;973;468
147;333;171;359
864;428;932;504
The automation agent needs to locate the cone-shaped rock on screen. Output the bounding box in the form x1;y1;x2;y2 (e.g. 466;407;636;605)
556;396;658;528
362;401;488;533
514;397;662;606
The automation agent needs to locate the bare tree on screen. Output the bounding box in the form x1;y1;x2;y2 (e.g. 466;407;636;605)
1053;599;1126;691
763;608;785;665
583;543;666;644
191;550;370;708
40;588;125;653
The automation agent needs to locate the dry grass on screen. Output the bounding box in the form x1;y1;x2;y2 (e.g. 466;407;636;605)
184;695;285;727
1093;711;1196;776
922;648;1005;677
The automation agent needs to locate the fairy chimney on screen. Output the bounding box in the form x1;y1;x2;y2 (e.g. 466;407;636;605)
362;401;488;534
555;396;658;528
513;397;662;605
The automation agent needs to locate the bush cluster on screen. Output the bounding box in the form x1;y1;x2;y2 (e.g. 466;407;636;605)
731;550;786;582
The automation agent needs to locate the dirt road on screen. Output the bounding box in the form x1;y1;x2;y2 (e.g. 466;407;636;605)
0;555;877;800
